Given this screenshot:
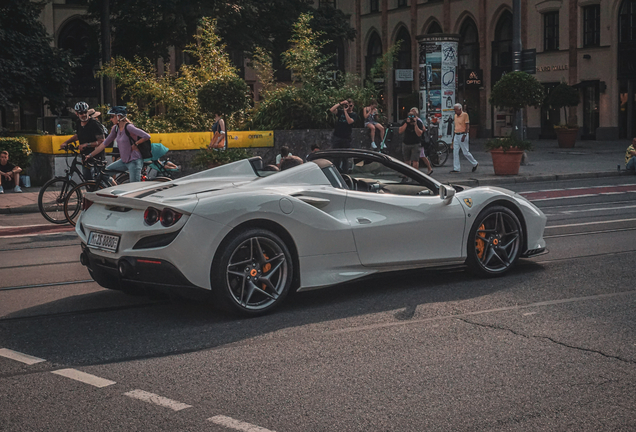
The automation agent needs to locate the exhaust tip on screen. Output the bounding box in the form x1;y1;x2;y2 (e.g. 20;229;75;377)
79;252;89;266
118;260;132;277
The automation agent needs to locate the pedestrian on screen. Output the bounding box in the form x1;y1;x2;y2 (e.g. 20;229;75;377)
0;150;22;193
86;106;149;183
398;107;433;175
60;101;106;180
449;103;478;173
208;112;227;150
306;144;321;161
625;137;636;172
329;98;357;149
280;155;304;171
276;146;292;167
363;100;385;150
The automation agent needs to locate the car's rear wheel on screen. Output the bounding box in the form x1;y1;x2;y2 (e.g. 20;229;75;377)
212;228;293;316
467;205;523;276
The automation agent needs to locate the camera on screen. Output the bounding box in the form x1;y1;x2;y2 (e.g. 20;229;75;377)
408;114;416;119
342;103;349;109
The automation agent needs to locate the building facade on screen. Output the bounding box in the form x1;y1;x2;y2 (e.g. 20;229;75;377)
332;0;636;140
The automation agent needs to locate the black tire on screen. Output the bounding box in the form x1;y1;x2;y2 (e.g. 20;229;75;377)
466;205;523;276
431;141;449;167
64;181;99;227
115;172;129;184
211;228;293;316
38;178;76;224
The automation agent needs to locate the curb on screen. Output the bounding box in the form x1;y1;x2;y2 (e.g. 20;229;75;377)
1;170;634;215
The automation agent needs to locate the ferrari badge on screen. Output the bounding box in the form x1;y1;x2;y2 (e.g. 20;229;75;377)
463;198;473;208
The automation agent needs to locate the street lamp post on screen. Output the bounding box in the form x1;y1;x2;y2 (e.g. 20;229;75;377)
512;0;523;139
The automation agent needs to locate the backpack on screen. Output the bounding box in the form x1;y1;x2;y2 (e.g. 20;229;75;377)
123;123;153;159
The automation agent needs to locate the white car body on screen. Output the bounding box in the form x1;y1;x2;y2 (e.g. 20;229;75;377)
76;149;546;315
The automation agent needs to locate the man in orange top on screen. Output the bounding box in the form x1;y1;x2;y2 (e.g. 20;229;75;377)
450;103;479;173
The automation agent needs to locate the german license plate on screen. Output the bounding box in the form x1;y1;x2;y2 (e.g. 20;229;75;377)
87;231;120;252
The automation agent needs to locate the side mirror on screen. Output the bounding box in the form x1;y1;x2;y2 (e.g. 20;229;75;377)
439;184;456;202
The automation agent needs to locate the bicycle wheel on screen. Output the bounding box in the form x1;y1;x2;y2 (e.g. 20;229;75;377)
64;181;99;227
114;172;129;184
38;178;77;224
432;141;450;167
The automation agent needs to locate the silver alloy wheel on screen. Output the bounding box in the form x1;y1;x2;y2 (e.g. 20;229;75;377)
225;236;289;311
473;210;521;273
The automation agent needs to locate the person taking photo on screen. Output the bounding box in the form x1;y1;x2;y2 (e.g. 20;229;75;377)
399;107;433;176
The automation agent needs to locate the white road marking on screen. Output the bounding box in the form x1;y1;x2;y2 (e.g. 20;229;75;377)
208;415;276;432
0;232;75;239
0;348;46;365
51;368;116;388
124;389;192;411
530;194;598;202
544;204;636;216
522;312;537;316
545;217;636;229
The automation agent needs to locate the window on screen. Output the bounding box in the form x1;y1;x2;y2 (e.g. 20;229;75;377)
319;0;336;7
397;0;407;7
583;5;600;46
543;12;559;51
370;0;379;13
619;0;636;43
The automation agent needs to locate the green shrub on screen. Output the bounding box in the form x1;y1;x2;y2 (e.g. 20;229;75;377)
191;148;253;169
0;137;32;168
486;136;533;153
544;82;580;127
198;76;250;117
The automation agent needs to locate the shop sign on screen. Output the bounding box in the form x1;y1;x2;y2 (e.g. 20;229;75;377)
395;69;414;82
465;69;483;87
536;64;569;72
226;131;274;148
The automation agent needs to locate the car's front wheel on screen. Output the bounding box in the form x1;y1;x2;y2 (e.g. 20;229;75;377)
467;205;523;276
212;228;293;316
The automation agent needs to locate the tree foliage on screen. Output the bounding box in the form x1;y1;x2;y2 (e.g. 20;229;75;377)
0;0;73;108
99;18;244;132
544;82;580;126
248;14;374;130
87;0;353;65
489;71;545;112
198;76;249;116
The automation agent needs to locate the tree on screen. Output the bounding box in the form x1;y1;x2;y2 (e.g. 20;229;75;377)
87;0;354;65
99;18;245;132
544;82;580;127
489;71;545;139
0;0;73;108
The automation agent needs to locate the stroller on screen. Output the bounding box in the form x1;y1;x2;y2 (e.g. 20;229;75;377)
144;143;180;180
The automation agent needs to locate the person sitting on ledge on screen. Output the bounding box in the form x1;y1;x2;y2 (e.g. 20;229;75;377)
625;137;636;172
0;150;22;193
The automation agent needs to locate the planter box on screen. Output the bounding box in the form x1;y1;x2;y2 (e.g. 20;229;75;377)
555;128;578;148
490;148;525;175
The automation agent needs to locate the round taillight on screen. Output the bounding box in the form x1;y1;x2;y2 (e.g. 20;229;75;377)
160;208;182;227
144;207;160;225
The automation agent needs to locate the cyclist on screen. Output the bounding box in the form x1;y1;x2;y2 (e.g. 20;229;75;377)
86;106;149;182
60;101;106;180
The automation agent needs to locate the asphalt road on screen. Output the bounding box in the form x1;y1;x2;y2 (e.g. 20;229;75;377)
1;176;635;431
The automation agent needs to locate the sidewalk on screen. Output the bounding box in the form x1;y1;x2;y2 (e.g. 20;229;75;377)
1;139;633;215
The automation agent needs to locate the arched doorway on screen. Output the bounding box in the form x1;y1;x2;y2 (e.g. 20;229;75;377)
394;27;413;121
618;0;636;138
366;32;384;109
491;11;514;137
58;19;100;106
458;18;480;130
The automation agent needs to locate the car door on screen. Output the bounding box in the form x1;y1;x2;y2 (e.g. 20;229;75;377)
344;190;467;267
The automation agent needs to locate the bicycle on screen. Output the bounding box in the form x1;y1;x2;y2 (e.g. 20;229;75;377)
38;143;92;224
63;158;173;226
115;143;179;183
424;116;450;167
62;158;123;226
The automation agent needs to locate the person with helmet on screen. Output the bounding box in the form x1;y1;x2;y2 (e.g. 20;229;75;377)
86;106;150;182
60;102;106;180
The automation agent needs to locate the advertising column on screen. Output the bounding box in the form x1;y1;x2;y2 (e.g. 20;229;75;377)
417;34;460;143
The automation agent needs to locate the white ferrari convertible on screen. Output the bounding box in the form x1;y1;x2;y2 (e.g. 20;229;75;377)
76;149;547;315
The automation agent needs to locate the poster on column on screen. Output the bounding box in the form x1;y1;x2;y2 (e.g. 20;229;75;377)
417;35;459;142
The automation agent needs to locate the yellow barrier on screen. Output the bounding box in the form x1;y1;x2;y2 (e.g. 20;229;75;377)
26;130;275;154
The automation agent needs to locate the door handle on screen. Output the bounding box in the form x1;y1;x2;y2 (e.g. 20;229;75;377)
356;217;372;224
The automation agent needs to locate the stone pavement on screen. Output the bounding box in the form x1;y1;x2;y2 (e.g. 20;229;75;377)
1;139;634;215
